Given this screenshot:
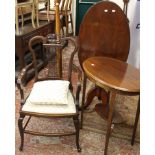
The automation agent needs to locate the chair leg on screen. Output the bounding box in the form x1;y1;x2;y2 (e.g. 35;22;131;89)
15;7;19;34
65;14;69;36
31;4;36;28
73;115;81;152
47;0;50;22
35;3;39;27
21;12;24;29
70;14;74;35
61;18;65;36
80;74;87;129
18;115;24;151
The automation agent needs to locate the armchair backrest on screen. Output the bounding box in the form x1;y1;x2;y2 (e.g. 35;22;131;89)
28;36;78;88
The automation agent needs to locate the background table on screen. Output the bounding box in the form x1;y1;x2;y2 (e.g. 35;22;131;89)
16;21;54;70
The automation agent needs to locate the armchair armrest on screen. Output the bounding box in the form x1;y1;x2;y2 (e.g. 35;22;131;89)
16;63;34;102
17;62;34;86
72;64;82;110
75;81;81;110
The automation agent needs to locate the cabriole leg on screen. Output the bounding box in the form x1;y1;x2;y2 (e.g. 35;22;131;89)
18;114;25;151
73;115;81;152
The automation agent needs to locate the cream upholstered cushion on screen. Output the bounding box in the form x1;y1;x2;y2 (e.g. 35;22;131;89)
22;90;76;114
27;80;70;105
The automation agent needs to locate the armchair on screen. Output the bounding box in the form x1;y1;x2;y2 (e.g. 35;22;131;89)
16;36;82;152
16;1;81;150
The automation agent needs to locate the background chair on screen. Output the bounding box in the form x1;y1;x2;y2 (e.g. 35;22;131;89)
34;0;50;27
15;0;36;34
61;0;73;36
50;0;73;36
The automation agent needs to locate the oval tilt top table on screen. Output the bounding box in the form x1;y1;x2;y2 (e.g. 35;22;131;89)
83;57;140;155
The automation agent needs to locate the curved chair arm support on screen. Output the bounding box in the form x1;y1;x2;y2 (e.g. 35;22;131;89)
17;63;34;85
61;37;79;82
75;82;81;110
61;36;82;110
72;64;82;82
16;62;34;102
71;63;82;110
28;36;47;81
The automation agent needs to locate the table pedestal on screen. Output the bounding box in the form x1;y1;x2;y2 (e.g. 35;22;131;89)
83;84;124;123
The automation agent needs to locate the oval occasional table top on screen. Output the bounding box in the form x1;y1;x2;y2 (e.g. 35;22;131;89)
83;57;140;94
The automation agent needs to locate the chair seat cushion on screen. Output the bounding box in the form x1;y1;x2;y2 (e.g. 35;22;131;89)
26;80;70;105
22;90;76;114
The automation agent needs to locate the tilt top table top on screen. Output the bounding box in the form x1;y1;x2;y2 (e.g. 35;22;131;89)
83;56;140;94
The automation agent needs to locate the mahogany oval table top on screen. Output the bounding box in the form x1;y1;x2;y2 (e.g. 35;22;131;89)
83;57;140;93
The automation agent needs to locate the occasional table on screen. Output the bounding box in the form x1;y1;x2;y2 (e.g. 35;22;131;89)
83;56;140;155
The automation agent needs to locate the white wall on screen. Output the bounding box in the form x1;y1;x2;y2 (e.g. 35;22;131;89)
109;1;140;68
126;0;140;69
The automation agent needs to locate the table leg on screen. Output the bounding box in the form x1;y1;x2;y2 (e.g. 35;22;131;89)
131;96;140;145
104;92;116;155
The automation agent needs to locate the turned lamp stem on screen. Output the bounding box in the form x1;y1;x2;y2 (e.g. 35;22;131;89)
55;0;61;43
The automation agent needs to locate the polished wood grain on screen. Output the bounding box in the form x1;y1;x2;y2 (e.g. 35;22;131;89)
78;1;130;130
83;57;140;94
77;1;136;154
78;1;130;69
83;56;140;155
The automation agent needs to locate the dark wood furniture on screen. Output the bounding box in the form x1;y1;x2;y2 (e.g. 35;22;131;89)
15;21;54;70
16;1;81;152
17;36;81;152
83;56;140;155
78;1;130;128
